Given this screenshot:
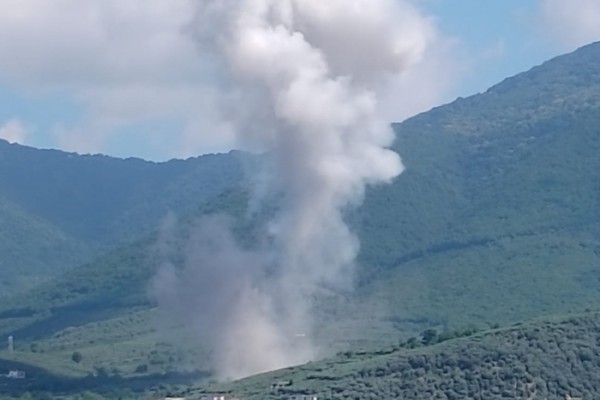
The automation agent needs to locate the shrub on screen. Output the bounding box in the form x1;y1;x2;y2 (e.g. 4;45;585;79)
71;351;83;363
135;364;148;373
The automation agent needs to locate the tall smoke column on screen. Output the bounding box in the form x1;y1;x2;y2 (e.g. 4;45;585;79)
155;0;435;380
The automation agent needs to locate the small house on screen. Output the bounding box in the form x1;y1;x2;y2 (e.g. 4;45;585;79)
6;370;26;379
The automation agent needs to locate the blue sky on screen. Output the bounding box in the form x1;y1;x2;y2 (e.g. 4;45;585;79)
424;0;550;94
0;0;599;161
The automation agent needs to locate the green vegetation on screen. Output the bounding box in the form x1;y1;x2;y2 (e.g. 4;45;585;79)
1;41;600;398
183;311;600;400
0;142;245;296
3;311;600;399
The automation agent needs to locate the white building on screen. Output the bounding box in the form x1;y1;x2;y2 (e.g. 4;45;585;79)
6;370;26;379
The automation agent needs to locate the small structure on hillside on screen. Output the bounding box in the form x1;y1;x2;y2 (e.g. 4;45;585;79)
271;379;293;391
7;335;13;353
6;370;26;379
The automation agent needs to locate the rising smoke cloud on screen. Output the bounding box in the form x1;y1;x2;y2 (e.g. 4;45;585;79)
153;0;436;380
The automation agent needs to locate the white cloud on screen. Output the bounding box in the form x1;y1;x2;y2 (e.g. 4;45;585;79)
536;0;600;50
0;0;463;159
0;0;226;157
378;34;464;122
0;119;28;144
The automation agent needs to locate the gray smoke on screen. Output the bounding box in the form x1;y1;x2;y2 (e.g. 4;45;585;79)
153;0;436;380
152;214;295;378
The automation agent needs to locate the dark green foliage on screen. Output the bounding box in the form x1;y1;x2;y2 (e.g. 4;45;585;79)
133;364;147;374
71;352;83;364
346;40;600;336
195;312;600;400
420;329;438;345
0;142;245;296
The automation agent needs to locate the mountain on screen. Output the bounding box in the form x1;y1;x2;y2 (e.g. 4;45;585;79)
1;41;600;391
358;39;600;273
0;140;245;295
352;40;600;332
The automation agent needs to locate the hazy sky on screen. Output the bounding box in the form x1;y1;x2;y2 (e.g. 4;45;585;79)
0;0;599;161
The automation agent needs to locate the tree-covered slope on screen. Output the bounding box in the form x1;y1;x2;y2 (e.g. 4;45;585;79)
0;142;244;245
0;140;244;295
0;195;88;293
187;311;600;400
359;40;600;272
0;189;252;344
350;40;600;334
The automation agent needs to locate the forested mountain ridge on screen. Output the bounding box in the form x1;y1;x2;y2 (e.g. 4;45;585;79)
0;193;87;293
352;40;600;333
359;39;600;272
409;39;600;137
0;140;244;294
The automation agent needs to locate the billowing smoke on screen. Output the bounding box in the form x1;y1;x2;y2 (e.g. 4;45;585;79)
153;0;435;380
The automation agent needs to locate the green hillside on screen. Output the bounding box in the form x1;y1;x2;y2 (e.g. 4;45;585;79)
351;40;600;334
0;140;245;295
0;194;88;293
185;311;600;400
0;190;254;380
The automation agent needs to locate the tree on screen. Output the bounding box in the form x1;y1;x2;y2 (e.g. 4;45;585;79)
71;351;83;363
421;329;439;345
135;363;148;373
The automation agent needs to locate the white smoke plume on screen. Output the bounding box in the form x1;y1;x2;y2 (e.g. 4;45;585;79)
154;0;436;380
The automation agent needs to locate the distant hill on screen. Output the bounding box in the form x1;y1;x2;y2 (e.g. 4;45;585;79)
0;193;88;292
1;41;600;387
0;140;244;294
358;39;600;273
